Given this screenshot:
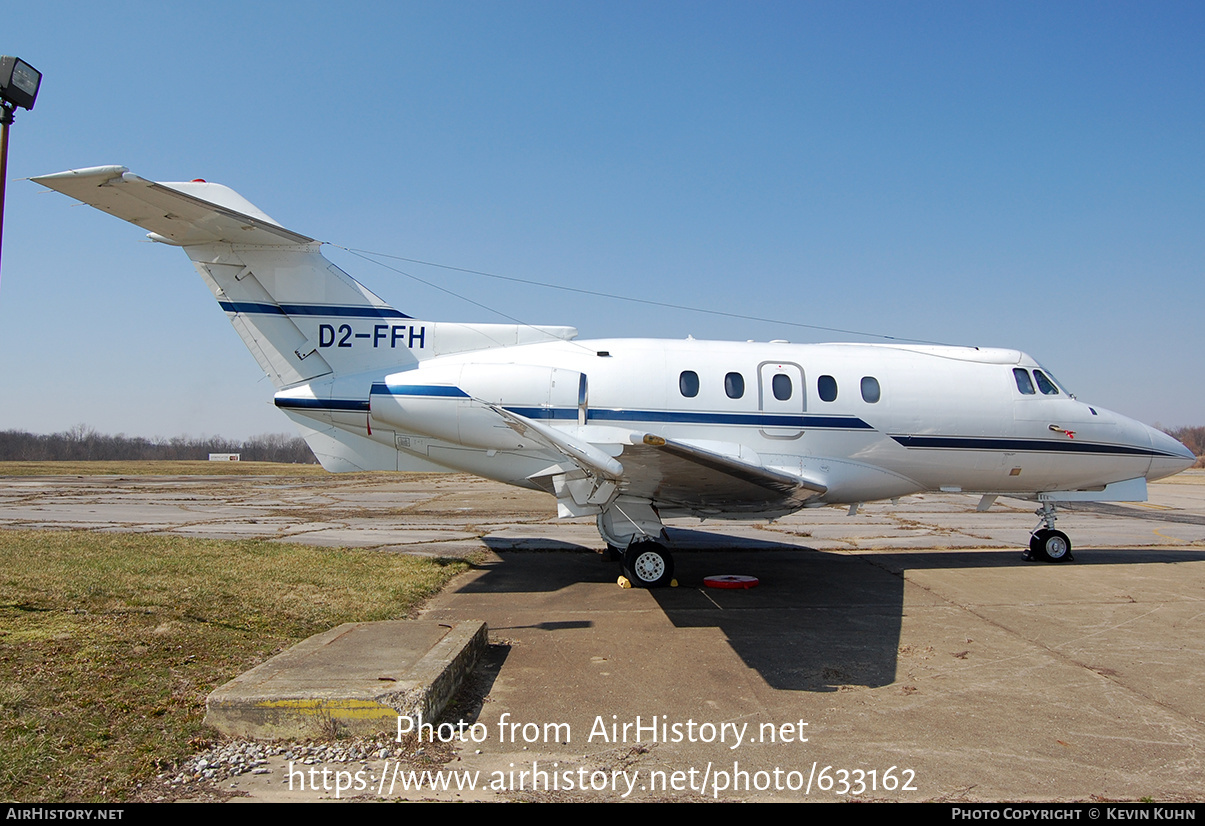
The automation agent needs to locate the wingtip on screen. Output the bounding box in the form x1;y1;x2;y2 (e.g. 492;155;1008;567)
31;165;129;185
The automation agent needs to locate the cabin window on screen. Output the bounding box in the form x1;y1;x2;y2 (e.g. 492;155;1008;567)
1033;369;1059;396
679;370;699;398
772;373;792;401
860;376;881;403
1013;368;1036;395
818;375;838;402
725;372;745;399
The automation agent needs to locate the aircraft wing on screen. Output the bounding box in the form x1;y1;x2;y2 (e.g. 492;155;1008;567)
616;434;827;515
492;406;826;517
32;166;312;246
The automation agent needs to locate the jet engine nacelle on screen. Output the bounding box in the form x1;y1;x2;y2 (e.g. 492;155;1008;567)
369;362;587;450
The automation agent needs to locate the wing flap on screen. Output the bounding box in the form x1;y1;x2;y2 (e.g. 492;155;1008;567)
32;166;312;246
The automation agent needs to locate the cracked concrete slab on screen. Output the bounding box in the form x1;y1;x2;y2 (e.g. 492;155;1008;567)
3;468;1203;801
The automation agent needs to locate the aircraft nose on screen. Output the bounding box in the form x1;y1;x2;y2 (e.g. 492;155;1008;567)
1146;425;1197;481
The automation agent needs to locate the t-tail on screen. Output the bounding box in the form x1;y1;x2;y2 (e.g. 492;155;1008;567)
34;166;577;470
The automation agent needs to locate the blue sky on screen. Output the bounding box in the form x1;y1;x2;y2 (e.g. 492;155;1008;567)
2;1;1202;439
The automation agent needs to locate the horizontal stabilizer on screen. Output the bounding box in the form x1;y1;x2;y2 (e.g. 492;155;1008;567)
32;166;312;246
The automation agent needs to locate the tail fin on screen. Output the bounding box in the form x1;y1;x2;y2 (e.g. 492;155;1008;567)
33;166;423;388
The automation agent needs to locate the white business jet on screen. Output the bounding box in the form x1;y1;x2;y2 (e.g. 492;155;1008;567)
34;167;1196;587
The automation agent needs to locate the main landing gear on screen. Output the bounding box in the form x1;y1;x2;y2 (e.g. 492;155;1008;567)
1027;502;1073;563
597;504;676;588
622;540;675;588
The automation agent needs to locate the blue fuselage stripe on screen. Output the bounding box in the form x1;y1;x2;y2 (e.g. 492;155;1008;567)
369;383;469;398
362;386;872;428
219;301;411;319
274;397;370;412
890;434;1172;458
504;407;872;428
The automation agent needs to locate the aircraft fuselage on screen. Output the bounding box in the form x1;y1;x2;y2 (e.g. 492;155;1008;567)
279;338;1190;516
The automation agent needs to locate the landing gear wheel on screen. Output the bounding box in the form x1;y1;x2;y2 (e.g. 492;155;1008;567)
623;541;675;588
1030;529;1072;563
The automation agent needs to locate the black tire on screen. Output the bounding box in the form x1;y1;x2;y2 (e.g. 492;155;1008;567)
623;541;675;588
1029;530;1046;559
1031;529;1072;562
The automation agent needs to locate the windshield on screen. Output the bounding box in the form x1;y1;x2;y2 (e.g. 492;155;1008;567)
1033;365;1070;396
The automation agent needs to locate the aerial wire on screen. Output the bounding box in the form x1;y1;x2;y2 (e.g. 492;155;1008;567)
329;244;950;346
335;246;603;355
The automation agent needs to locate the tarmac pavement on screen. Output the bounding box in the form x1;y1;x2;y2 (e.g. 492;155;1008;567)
3;469;1203;801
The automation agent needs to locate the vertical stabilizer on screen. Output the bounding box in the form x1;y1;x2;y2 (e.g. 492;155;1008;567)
32;167;424;388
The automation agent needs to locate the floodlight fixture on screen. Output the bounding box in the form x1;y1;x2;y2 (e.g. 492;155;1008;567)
0;57;41;115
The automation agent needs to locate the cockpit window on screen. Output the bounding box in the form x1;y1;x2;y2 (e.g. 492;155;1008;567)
1013;368;1036;395
679;370;699;398
1040;369;1069;395
1033;370;1059;396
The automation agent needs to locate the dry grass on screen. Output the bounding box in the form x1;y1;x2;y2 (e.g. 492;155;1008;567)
1155;469;1205;485
0;530;466;802
0;460;340;478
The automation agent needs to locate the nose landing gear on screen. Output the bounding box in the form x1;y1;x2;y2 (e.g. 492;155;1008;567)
1027;502;1074;563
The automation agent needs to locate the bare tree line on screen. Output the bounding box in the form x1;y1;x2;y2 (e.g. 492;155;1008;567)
0;425;317;464
0;424;1199;468
1161;425;1205;468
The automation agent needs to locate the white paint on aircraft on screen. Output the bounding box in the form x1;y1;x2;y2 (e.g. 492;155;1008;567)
35;166;1196;586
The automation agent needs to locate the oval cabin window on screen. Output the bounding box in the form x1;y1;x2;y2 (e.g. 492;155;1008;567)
772;373;792;401
725;372;745;399
818;375;838;402
861;376;881;403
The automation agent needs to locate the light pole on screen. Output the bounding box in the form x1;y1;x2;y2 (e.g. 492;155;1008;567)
0;56;43;284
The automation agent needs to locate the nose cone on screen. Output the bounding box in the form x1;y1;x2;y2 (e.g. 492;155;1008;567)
1147;425;1197;481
